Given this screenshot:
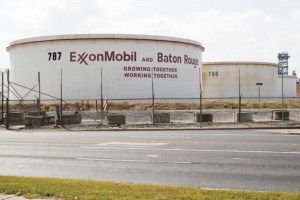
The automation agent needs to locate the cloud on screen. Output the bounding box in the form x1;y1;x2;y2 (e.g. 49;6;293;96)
91;10;280;62
92;0;136;19
1;0;300;75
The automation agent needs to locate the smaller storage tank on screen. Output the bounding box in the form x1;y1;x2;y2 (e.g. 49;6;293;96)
278;75;297;98
202;62;297;99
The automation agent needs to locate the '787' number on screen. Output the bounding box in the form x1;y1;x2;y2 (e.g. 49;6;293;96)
48;52;62;61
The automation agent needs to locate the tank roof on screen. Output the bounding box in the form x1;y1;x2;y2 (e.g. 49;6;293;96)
203;61;278;67
7;34;204;51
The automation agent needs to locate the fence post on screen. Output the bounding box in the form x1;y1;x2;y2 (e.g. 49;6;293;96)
38;72;41;111
199;68;202;127
6;70;9;129
60;68;63;121
151;68;155;124
100;68;103;123
281;67;284;120
238;95;241;123
1;72;4;124
96;99;98;111
238;68;241;123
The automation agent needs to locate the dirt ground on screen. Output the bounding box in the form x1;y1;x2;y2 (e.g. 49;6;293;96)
4;109;299;131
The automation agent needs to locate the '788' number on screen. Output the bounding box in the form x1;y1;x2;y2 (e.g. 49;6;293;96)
48;52;61;61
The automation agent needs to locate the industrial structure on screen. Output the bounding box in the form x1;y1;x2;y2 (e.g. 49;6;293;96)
6;34;204;100
278;52;290;75
5;34;298;101
202;62;297;98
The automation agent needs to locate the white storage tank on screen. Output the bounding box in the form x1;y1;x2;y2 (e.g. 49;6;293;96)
7;34;205;100
277;75;297;98
202;62;297;99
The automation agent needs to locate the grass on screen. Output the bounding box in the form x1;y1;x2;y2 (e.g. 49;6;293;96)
74;100;300;110
0;176;299;200
7;100;300;111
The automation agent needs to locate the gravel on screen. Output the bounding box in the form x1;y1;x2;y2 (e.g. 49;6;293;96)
12;109;300;131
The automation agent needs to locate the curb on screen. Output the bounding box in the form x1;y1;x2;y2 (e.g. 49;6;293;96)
10;126;300;132
4;122;300;132
65;126;300;132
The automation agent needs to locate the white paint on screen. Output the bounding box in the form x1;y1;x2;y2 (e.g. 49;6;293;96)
82;146;300;154
76;157;190;164
97;142;167;147
147;155;158;158
232;158;244;160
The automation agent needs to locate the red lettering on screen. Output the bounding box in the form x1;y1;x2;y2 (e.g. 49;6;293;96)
70;52;76;62
157;53;163;62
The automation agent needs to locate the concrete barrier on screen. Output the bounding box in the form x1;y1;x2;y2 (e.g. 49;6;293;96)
26;110;46;117
25;115;55;126
25;116;44;126
194;112;213;122
107;114;126;125
56;114;82;125
152;113;170;123
235;112;253;122
8;111;25;125
45;116;55;125
272;110;289;120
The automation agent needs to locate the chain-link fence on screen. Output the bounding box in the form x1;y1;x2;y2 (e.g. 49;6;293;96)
1;96;298;128
1;69;299;128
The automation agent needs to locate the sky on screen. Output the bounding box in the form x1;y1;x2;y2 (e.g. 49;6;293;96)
1;0;300;75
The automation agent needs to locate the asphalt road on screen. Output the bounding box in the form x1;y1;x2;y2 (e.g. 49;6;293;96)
0;129;299;192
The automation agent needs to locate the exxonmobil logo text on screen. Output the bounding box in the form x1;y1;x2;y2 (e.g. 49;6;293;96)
70;51;137;65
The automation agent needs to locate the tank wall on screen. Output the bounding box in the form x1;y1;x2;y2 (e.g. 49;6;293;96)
8;39;203;100
277;76;297;98
203;63;280;98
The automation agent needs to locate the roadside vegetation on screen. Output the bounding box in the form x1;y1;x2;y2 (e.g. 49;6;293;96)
38;100;300;111
0;176;299;200
9;99;300;111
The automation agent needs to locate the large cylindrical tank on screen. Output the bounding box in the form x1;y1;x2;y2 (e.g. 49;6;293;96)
203;62;297;98
7;34;204;100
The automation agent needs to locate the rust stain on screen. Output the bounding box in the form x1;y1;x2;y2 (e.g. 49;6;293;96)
202;68;208;97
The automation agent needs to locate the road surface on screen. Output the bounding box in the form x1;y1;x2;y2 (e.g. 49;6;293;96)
0;129;299;192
